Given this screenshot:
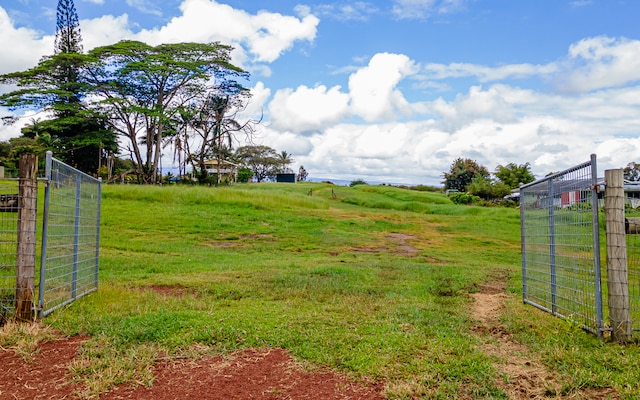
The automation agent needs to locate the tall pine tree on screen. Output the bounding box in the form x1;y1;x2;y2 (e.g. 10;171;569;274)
52;0;83;116
54;0;83;54
0;0;116;174
19;0;117;174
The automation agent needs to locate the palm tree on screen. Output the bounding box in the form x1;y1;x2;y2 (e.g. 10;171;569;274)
277;151;294;174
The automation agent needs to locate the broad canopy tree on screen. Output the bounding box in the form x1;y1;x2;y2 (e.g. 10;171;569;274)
0;0;117;173
443;158;490;192
494;162;535;189
83;40;249;184
1;36;251;182
233;145;281;182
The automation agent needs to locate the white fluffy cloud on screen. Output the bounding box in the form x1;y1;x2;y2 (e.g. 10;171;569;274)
422;62;558;82
0;1;319;75
268;85;350;133
0;8;53;74
559;36;640;92
267;52;421;133
280;37;640;184
3;0;640;186
348;53;417;121
133;0;319;65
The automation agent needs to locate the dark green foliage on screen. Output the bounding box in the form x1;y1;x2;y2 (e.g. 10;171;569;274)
277;151;294;174
237;167;253;183
467;175;511;200
349;179;368;187
443;158;489;192
0;3;118;175
0;137;45;173
449;192;481;205
21;113;116;172
494;162;535;188
409;185;441;192
55;0;83;54
499;198;518;208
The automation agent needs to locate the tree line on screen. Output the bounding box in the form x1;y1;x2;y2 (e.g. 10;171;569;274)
0;0;303;185
443;158;535;204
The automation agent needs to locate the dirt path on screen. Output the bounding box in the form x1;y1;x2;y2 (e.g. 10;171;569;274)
471;279;619;399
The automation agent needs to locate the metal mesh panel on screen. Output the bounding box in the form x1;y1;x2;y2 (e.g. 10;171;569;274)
38;155;101;317
625;189;640;333
521;157;603;334
0;181;20;323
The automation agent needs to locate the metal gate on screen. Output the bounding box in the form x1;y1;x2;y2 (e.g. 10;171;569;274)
520;154;604;336
0;151;101;322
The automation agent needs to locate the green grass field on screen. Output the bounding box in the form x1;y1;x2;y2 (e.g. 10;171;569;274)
3;182;640;398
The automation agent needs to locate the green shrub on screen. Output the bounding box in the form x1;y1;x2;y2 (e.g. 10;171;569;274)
349;179;368;187
449;192;481;205
237;167;253;183
499;198;518;208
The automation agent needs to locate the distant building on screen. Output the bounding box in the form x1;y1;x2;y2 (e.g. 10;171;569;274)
203;159;240;182
276;173;297;183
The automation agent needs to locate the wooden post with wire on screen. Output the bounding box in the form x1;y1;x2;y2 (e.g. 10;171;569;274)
604;168;632;342
15;153;38;321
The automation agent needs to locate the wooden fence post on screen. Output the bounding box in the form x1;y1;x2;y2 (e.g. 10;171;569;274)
15;153;38;321
604;169;632;342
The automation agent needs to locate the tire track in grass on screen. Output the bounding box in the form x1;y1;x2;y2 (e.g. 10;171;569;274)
471;279;619;399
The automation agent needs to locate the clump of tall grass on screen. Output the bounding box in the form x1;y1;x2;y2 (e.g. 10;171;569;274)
0;321;58;361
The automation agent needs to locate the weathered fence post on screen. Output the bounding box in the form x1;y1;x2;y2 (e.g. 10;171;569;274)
15;153;38;321
604;169;632;342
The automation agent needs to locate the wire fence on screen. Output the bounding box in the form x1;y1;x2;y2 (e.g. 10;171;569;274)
625;187;640;333
0;153;101;323
0;180;20;325
38;153;101;317
520;155;604;336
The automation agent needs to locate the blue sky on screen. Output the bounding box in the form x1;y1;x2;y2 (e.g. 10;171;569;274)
2;0;640;185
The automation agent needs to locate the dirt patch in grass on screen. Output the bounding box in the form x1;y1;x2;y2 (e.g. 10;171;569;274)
207;234;274;249
207;241;242;248
103;348;384;400
0;336;383;399
472;278;619;399
146;285;195;297
0;335;86;399
351;233;422;257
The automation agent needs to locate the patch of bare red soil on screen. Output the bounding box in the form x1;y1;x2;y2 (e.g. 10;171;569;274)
1;338;383;400
0;336;86;399
104;348;384;400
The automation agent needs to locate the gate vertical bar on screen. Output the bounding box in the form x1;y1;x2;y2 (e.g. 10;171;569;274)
37;151;53;318
521;185;527;303
548;178;557;314
71;174;81;299
590;154;604;337
94;178;101;288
